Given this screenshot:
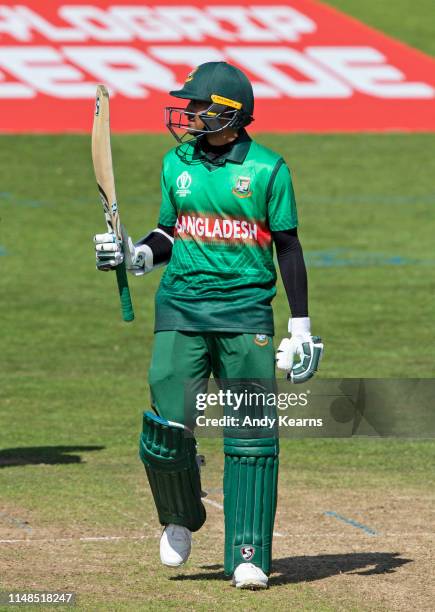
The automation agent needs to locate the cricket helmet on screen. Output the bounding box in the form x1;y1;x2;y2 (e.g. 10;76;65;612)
165;62;254;142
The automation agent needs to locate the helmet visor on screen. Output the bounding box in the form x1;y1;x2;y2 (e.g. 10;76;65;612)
165;104;239;143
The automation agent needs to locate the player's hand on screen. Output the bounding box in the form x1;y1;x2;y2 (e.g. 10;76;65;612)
94;232;123;271
94;226;151;275
120;225;152;276
276;317;323;383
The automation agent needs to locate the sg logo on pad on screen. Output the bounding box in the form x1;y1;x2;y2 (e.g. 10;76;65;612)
241;546;255;561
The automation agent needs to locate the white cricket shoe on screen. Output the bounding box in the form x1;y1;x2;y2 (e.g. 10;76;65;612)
232;563;268;589
160;524;192;567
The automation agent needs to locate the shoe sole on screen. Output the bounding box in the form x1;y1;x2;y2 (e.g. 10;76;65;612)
233;580;268;590
161;559;188;567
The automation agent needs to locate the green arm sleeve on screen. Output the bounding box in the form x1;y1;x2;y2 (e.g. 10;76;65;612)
158;165;178;227
267;160;298;232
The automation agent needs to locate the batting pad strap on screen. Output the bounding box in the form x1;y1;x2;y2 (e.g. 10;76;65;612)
224;437;279;576
224;437;279;457
139;411;206;532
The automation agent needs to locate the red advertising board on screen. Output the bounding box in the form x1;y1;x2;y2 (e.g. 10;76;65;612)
0;0;434;132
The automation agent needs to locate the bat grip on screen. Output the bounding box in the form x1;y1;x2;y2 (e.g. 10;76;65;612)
115;262;134;322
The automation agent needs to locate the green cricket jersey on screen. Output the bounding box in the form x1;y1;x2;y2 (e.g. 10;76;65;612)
155;129;298;335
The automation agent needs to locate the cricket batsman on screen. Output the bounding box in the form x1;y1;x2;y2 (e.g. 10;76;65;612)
94;62;323;589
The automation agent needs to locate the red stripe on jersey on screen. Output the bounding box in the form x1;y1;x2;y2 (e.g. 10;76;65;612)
175;213;271;247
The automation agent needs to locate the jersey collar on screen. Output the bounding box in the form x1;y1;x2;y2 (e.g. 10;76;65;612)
193;129;252;166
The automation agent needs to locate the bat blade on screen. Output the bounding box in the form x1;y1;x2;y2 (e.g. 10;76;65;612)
92;84;134;322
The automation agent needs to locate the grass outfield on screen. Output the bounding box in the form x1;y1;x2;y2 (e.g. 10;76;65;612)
1;133;434;611
1;5;435;609
1;132;434;378
326;0;435;57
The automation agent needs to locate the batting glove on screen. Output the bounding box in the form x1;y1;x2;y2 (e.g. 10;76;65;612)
120;225;153;276
276;317;324;383
94;227;153;275
94;231;123;271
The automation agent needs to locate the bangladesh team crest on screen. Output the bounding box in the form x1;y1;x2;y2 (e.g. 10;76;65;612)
232;175;252;198
254;334;269;347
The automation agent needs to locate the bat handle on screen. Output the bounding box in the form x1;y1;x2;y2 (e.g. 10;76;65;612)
115;262;134;322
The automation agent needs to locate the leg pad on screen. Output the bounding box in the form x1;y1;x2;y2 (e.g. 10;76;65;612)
224;437;279;575
139;411;206;532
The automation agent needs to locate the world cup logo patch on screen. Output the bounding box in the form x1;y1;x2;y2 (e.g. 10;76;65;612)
176;171;192;197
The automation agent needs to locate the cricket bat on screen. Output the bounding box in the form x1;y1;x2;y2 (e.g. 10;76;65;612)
91;84;134;322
